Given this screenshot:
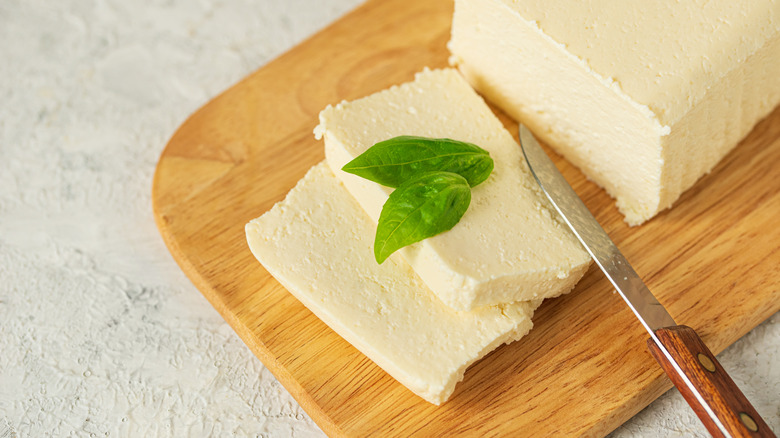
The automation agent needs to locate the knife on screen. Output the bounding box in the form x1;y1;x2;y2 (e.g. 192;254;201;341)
518;125;773;438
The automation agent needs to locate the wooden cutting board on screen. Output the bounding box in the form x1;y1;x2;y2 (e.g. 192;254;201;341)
152;0;780;436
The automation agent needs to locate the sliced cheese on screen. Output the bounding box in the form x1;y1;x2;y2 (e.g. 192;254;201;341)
316;68;590;311
246;162;540;405
449;0;780;225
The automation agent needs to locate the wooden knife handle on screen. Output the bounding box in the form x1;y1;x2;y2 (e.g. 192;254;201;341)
647;325;774;437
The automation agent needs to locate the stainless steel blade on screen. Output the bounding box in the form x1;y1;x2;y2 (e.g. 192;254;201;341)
518;125;676;333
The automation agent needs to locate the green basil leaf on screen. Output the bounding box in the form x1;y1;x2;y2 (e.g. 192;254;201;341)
374;171;471;264
342;136;494;188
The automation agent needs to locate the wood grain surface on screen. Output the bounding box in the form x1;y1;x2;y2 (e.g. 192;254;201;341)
151;0;780;436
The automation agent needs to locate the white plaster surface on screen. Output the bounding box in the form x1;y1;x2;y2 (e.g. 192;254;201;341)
0;0;776;437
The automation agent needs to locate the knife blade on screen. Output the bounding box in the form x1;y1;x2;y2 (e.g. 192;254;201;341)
518;124;773;438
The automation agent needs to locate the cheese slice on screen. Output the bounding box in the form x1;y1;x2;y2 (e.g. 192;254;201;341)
246;163;540;405
449;0;780;225
316;68;590;311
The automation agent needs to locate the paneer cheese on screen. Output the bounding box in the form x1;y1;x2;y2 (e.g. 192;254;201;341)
316;68;590;311
246;163;540;405
449;0;780;225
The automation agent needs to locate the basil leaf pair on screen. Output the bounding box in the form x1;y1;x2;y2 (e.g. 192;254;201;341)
342;136;494;264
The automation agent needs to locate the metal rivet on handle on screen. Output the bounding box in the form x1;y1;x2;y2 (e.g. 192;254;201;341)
697;353;716;372
740;412;759;432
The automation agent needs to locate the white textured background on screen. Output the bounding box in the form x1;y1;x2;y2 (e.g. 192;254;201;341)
0;0;776;437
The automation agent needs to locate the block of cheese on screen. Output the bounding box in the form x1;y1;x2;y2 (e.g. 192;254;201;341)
246;162;541;405
449;0;780;225
316;68;590;311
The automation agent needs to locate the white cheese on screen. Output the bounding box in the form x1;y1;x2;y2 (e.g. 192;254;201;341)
246;162;541;405
449;0;780;225
316;68;591;311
